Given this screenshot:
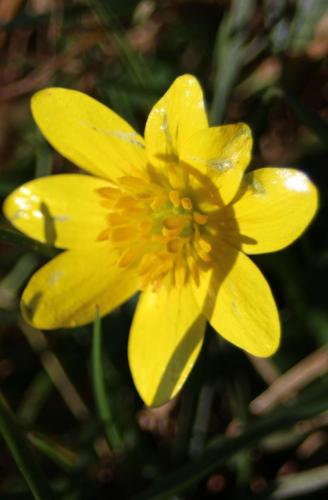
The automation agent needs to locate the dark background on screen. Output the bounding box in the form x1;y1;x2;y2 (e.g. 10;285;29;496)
0;1;327;498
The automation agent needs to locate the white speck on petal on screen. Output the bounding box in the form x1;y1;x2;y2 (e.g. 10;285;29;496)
109;130;144;148
14;196;32;211
12;210;29;221
20;186;31;196
32;210;43;219
282;171;309;192
78;120;144;148
48;270;64;285
155;106;166;114
231;301;240;318
54;215;70;222
207;159;233;172
251;178;266;195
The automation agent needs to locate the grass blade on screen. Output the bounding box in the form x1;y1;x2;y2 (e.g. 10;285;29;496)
0;392;54;500
92;309;123;451
0;227;58;257
135;392;328;499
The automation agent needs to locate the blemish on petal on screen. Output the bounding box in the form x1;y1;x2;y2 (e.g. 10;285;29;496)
12;210;29;221
54;215;70;222
48;270;64;285
207;159;233;173
251;178;266;195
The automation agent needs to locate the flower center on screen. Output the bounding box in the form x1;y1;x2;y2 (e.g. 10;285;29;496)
97;168;214;289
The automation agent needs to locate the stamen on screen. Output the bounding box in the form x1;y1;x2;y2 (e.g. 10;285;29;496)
107;213;130;225
115;196;142;211
181;197;192;210
97;228;110;241
163;215;190;230
117;176;149;192
167;238;185;253
168;165;183;189
150;193;167;211
97;186;121;200
110;226;136;242
187;253;199;285
174;256;187;287
193;211;208;225
195;246;212;263
169;190;180;208
198;237;212;253
118;246;142;267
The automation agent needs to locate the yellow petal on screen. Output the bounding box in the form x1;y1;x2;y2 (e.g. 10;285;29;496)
21;243;139;329
128;277;206;407
145;74;208;169
31;88;147;181
193;242;280;357
226;168;318;254
181;123;252;206
3;174;111;248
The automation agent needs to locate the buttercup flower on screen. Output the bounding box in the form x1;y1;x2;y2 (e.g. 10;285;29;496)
3;75;318;406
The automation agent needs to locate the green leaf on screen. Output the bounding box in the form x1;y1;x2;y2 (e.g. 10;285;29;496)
28;433;80;471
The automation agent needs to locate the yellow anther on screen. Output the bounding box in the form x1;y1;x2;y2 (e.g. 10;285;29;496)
193;211;208;225
118;247;141;267
107;213;130;225
187;254;199;285
163;215;190;230
138;254;156;276
150;259;174;281
198;237;212;253
169;190;180;208
138;219;152;234
181;197;192;210
117;176;148;192
97;228;110;241
110;226;136;242
97;186;121;200
168;165;183;189
150;193;167;211
162;226;181;238
196;247;213;263
167;238;185;253
115;195;140;210
174;256;187;288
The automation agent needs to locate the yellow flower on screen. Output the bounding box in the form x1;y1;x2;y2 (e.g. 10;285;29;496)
3;75;318;406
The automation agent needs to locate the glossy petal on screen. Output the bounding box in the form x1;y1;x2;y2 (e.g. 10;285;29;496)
181;123;252;205
145;74;208;169
31;88;147;181
193;242;280;357
3;174;111;249
128;278;206;406
226;168;319;254
21;242;139;329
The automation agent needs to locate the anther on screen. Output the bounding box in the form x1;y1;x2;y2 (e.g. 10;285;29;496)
169;190;180;208
181;197;192;210
193;211;208;225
